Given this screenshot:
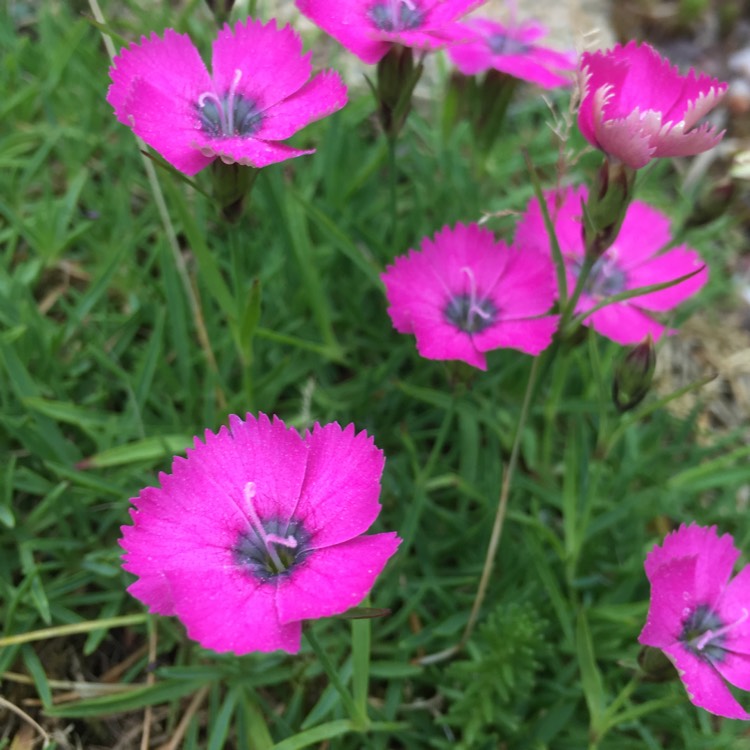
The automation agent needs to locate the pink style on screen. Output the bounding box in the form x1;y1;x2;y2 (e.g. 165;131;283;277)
448;17;576;89
577;41;727;169
515;186;708;345
639;524;750;720
381;223;558;370
296;0;484;64
120;414;400;654
107;18;347;176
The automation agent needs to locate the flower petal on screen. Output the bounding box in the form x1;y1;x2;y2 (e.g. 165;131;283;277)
717;565;750;656
472;315;558;356
578;299;666;345
107;29;212;123
292;423;385;548
276;533;400;623
665;643;750;719
115;78;215;175
626;247;708;312
212;19;311;110
255;70;347;141
638;555;698;649
645;524;739;607
166;568;301;654
191;134;315;168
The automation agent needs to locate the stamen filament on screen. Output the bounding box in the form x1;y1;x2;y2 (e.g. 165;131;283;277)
243;482;287;572
226;69;242;136
695;608;749;651
460;266;489;327
198;91;228;135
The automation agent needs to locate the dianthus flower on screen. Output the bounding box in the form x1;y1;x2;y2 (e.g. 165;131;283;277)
120;414;400;654
295;0;484;64
107;18;347;175
577;41;727;169
515;186;707;344
381;223;558;370
448;17;575;88
639;524;750;720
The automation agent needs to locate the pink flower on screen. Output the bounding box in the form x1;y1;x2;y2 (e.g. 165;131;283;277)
295;0;484;64
515;186;707;345
638;524;750;720
448;18;575;88
107;18;347;176
381;223;558;370
578;41;727;169
120;414;400;654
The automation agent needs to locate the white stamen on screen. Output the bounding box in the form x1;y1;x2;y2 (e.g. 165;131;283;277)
198;90;228;135
460;266;491;325
695;608;749;652
243;481;292;572
226;68;243;136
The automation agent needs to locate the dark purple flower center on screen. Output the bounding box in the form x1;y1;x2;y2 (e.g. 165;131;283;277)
233;517;311;582
572;254;628;297
487;33;530;56
196;70;263;139
231;481;311;582
680;604;728;662
444;293;498;334
368;1;424;32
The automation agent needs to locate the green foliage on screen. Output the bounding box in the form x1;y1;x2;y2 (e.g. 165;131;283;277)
440;602;549;748
1;1;749;748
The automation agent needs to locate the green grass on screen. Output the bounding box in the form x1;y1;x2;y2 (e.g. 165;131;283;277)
1;1;749;748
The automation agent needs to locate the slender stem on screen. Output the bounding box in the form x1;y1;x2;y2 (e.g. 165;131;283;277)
304;628;368;730
0;614;147;647
351;612;371;722
387;136;398;246
88;0;226;412
560;255;595;333
421;355;543;665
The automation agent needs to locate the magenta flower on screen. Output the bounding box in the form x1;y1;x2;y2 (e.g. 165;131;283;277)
120;414;400;654
639;524;750;719
578;41;727;169
515;186;707;345
448;18;575;88
381;223;558;370
295;0;484;64
107;18;347;176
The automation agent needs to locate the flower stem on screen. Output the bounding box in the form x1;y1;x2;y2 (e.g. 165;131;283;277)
304;627;369;730
387;136;398;246
420;355;543;664
88;0;226;412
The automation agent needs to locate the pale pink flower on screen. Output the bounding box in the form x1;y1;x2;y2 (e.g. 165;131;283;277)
295;0;485;64
639;524;750;720
515;186;707;344
578;41;727;169
120;414;400;655
448;18;575;88
381;223;558;370
107;18;347;175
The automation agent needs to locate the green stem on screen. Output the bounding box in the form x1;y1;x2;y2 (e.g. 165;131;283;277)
351;612;371;722
387;136;397;246
421;355;543;664
304;628;368;730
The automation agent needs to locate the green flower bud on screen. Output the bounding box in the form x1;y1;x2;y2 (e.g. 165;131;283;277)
612;334;656;413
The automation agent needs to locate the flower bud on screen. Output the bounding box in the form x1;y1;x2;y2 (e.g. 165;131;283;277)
582;158;636;260
612;334;656;413
376;44;423;140
637;645;678;682
210;161;260;223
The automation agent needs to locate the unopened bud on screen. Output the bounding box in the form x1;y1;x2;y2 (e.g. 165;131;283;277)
376;45;423;140
638;645;678;683
582;158;636;259
211;161;260;223
612;334;656;413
